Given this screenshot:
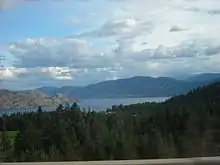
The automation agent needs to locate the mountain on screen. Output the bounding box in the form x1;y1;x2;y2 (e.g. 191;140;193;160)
68;76;197;98
37;86;82;96
186;73;220;83
0;90;76;109
36;74;220;99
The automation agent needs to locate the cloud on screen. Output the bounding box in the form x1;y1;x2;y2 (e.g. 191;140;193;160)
113;37;220;61
182;7;220;15
169;26;189;32
11;36;220;73
175;0;220;15
0;67;24;79
0;66;121;90
77;18;154;39
0;66;82;89
208;9;220;15
5;35;220;89
9;38;115;69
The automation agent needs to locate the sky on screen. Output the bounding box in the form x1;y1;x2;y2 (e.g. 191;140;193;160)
0;0;220;90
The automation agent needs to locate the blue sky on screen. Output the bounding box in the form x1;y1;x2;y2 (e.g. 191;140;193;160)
0;0;113;41
1;0;220;90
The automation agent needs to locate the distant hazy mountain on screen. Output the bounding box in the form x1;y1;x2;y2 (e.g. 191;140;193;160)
37;86;82;96
186;73;220;83
67;76;197;98
36;74;220;99
0;90;76;109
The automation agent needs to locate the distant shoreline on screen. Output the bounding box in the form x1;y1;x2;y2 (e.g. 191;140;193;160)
0;97;168;116
0;96;169;110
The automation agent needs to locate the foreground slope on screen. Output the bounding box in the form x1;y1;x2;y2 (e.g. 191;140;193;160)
166;82;220;105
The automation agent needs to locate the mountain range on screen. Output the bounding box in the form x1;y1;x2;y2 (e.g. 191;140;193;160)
0;73;219;109
37;73;220;99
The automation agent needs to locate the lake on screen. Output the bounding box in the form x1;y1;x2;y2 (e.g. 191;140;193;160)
0;97;169;116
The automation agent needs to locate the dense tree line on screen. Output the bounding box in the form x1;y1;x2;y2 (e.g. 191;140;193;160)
0;82;220;162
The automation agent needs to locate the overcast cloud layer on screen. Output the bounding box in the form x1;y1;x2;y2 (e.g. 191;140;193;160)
0;0;220;90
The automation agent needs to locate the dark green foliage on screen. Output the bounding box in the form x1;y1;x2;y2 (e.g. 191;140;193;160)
70;102;79;110
1;82;220;162
37;107;43;113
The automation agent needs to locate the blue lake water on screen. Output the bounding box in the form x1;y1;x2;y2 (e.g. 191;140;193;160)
0;97;169;116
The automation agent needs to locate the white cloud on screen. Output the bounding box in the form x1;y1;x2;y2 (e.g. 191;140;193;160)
169;25;189;32
76;0;220;48
9;37;115;69
77;18;154;39
0;66;84;90
0;67;26;79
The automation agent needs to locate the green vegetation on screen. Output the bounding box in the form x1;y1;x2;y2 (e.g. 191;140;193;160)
1;82;220;162
0;131;18;161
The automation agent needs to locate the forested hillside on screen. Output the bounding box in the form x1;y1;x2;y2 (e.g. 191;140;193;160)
1;82;220;162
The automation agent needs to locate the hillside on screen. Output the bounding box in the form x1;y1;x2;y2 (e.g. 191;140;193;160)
2;82;220;161
68;76;198;98
35;73;220;99
0;90;75;109
37;76;197;98
165;82;220;105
